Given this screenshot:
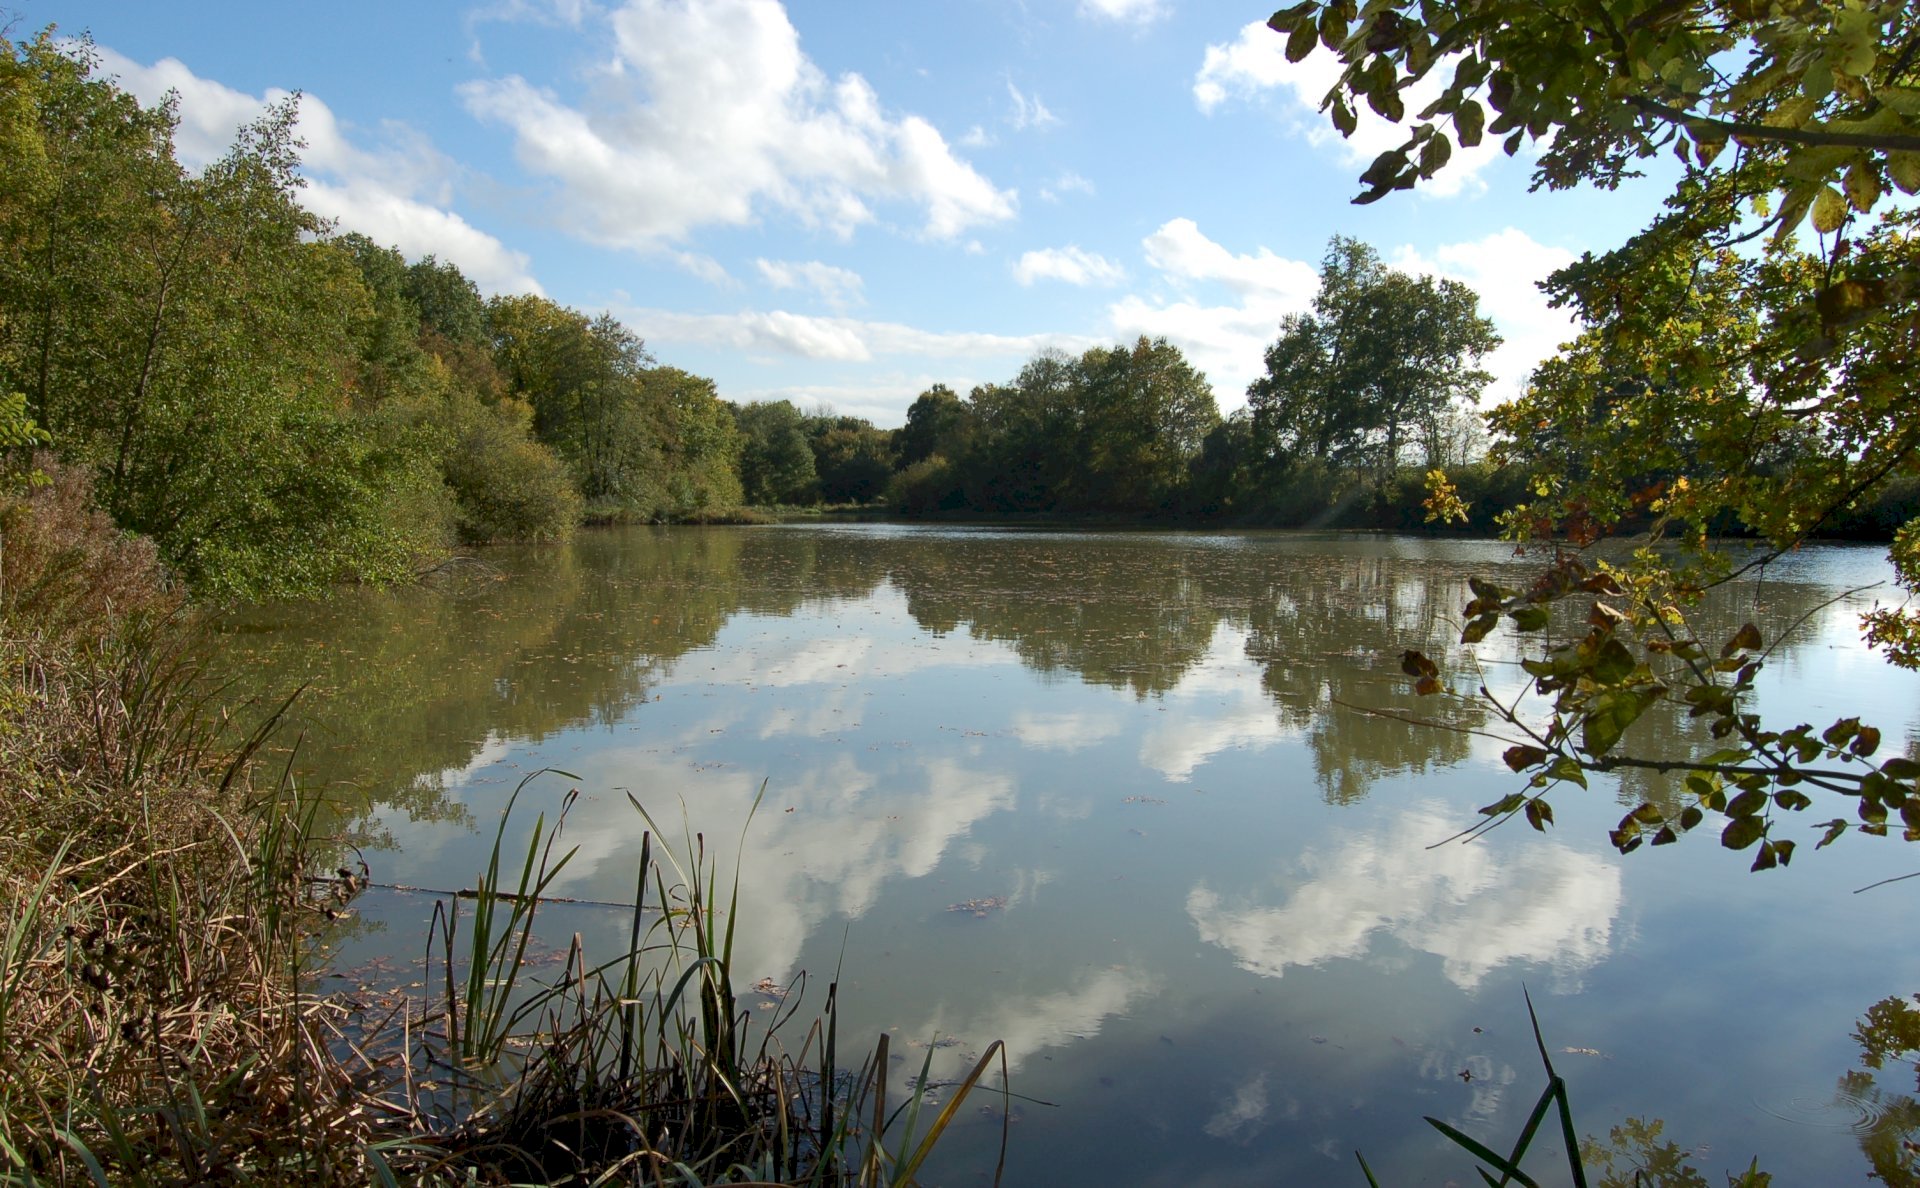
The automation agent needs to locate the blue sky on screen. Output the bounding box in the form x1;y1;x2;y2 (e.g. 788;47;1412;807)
23;0;1674;426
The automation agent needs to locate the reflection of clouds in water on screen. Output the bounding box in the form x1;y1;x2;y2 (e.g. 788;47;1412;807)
679;613;1013;692
1203;1070;1297;1143
531;751;1015;982
1186;806;1619;990
1138;624;1296;781
416;730;516;791
1419;1047;1517;1130
1011;711;1124;752
899;965;1155;1083
759;684;864;739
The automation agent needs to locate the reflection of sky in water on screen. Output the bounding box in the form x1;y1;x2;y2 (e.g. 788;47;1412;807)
232;528;1920;1186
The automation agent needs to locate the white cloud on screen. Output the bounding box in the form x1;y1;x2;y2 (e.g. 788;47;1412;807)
460;0;1016;245
1103;218;1318;403
756;259;866;310
1079;0;1167;25
1187;806;1621;991
1142;217;1319;300
617;305;1094;367
1011;711;1125;752
1039;171;1096;203
1135;625;1296;780
667;251;734;286
1106;219;1572;410
1193;21;1500;198
1005;81;1059;130
959;124;995;149
1013;246;1125;287
88;46;541;295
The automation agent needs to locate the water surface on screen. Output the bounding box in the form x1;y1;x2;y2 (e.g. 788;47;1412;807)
218;525;1920;1185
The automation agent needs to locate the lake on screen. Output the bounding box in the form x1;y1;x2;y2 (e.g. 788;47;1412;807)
216;524;1920;1186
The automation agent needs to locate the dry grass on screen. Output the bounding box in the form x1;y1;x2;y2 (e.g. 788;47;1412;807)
0;459;1002;1187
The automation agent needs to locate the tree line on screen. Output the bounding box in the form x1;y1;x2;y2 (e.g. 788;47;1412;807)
1;32;1520;602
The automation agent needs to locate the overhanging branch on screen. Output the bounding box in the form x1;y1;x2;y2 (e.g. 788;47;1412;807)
1626;94;1920;153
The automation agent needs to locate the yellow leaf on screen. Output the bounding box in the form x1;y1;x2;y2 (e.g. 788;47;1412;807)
1844;161;1882;211
1810;184;1847;234
1890;152;1920;196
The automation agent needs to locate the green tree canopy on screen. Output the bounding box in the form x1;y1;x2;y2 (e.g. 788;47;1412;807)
0;35;441;595
732;399;818;506
1267;1;1920;863
1247;236;1498;485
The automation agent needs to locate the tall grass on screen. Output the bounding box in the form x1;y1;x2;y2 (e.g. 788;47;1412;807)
373;776;1008;1187
0;459;1002;1186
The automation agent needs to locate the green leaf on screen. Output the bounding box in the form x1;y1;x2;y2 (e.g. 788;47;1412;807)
1455;100;1484;146
1750;839;1779;871
1591;637;1636;684
1286;19;1319;63
1461;613;1499;644
1480;792;1526;817
1722;623;1763;658
1509;604;1550;631
1525;798;1554;831
1726;788;1767;817
1881;757;1920;780
1581;688;1653;756
1890;151;1920;195
1722;816;1766;851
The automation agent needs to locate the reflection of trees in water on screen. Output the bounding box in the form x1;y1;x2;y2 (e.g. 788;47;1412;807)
213;527;1890;838
1240;556;1487;803
887;535;1225;699
216;529;782;839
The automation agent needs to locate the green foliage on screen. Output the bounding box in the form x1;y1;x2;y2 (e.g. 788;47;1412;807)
894;383;972;467
1272;2;1920;861
892;338;1220;517
1247;236;1498;490
438;393;581;543
806;412;896;504
733;398;819;505
0;34;440;596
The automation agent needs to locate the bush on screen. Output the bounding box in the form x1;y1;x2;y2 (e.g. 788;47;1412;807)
441;398;581;544
0;456;177;648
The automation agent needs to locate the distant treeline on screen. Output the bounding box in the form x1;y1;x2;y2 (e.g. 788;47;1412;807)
3;35;1903;602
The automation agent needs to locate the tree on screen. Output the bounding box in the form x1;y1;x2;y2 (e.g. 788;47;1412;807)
1246;236;1498;487
894;384;973;467
732;400;817;505
804;413;894;504
1268;2;1920;864
0;35;441;595
1073;336;1221;513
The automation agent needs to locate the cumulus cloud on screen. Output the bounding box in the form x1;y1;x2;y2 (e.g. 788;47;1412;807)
616;305;1094;368
1013;246;1125;287
1105;218;1572;409
460;0;1016;245
756;259;866;310
88;46;541;295
1193;21;1501;198
1187;806;1621;991
1103;218;1318;402
1389;231;1579;404
1079;0;1167;25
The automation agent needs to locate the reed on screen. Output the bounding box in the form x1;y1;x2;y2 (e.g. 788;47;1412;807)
374;776;1009;1187
0;458;1001;1184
